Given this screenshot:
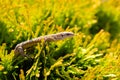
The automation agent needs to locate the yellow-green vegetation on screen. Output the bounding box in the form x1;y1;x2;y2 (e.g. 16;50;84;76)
0;0;120;80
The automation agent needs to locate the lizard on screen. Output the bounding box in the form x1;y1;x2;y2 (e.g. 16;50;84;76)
14;32;74;57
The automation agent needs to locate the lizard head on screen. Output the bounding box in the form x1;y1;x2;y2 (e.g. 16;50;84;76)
54;32;74;40
61;32;74;38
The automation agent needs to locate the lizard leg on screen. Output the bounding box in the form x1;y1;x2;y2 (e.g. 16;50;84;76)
18;47;32;59
16;47;25;57
15;47;28;57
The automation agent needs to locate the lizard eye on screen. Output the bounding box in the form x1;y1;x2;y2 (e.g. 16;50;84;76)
61;34;64;37
65;33;74;36
66;33;71;36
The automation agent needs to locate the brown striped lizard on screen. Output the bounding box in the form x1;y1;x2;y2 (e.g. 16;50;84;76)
14;32;74;57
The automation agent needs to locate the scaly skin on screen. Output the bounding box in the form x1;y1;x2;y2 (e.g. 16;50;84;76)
14;32;74;57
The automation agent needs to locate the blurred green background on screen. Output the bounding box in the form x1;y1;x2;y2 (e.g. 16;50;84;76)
0;0;120;80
